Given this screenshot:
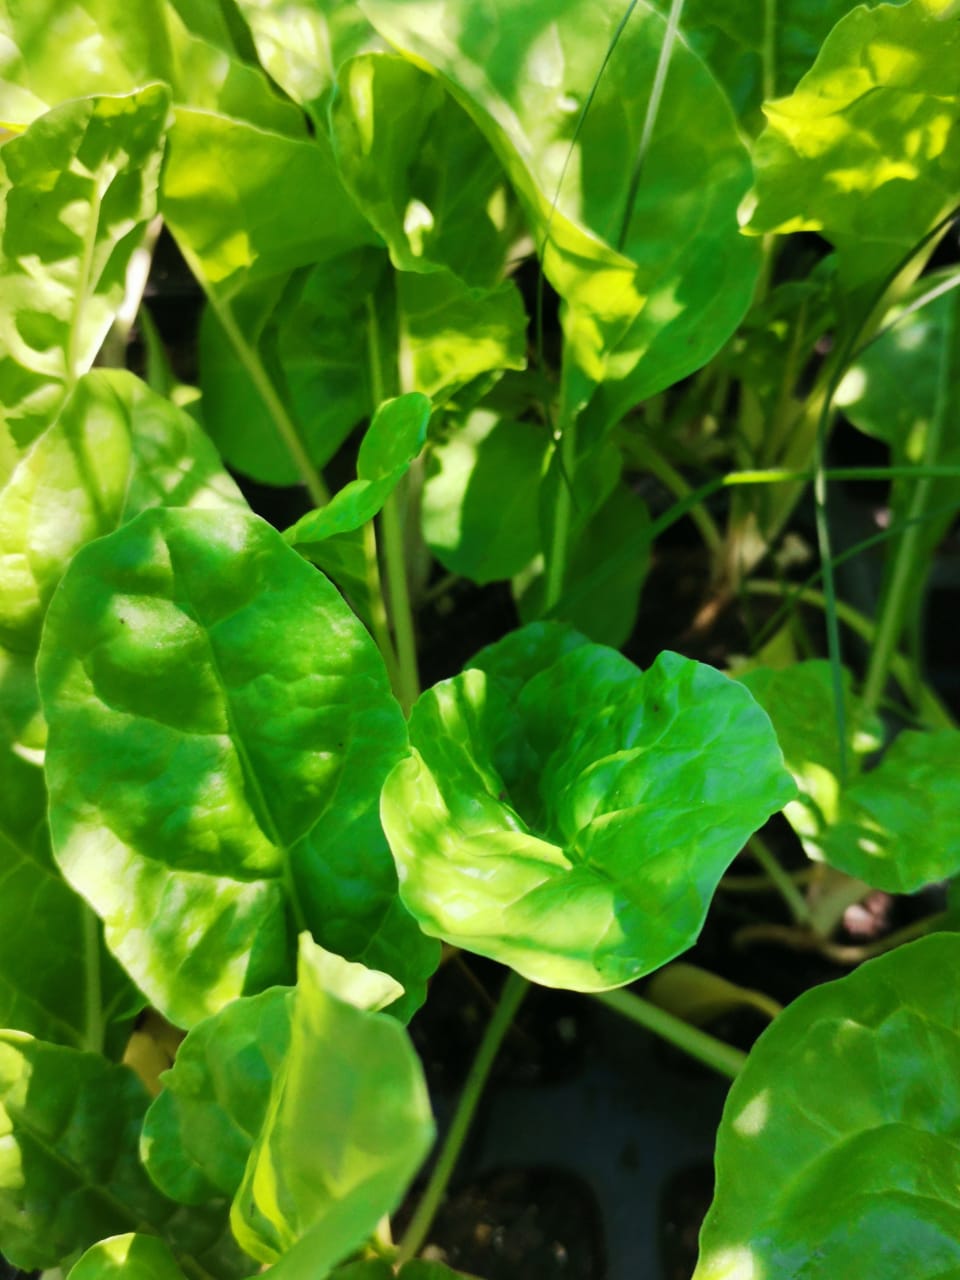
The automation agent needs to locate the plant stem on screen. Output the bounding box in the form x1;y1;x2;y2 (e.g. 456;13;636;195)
362;518;403;695
544;413;576;612
179;244;329;507
628;437;723;554
381;487;420;714
860;298;957;716
594;989;747;1080
397;971;529;1265
747;835;814;927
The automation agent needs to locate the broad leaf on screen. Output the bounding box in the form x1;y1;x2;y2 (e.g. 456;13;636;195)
362;0;759;430
37;507;438;1027
0;1034;220;1272
381;623;794;990
285;393;431;546
748;0;960;289
69;1235;186;1280
0;370;244;1048
649;0;885;129
0;87;169;451
741;662;960;892
696;934;960;1279
422;408;550;584
234;0;383;125
231;937;434;1273
142;949;404;1210
0;0;302;134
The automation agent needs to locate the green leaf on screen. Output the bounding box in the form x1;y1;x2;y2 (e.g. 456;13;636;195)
0;370;245;1047
231;936;434;1273
162;111;378;298
836;272;960;623
330;53;517;288
286;393;431;545
141;949;404;1213
362;0;759;427
233;0;383;125
0;1035;174;1270
37;507;439;1028
649;0;886;129
741;662;960;892
695;934;960;1280
69;1235;187;1280
381;622;795;990
747;0;960;289
422;408;550;584
0;87;170;451
142;987;292;1206
0;0;303;134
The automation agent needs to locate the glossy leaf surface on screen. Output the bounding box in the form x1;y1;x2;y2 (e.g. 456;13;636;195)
696;934;960;1279
0;371;243;1047
741;662;960;892
382;624;794;990
0;87;169;450
362;0;759;427
748;0;960;288
69;1235;186;1280
38;508;437;1027
231;937;434;1273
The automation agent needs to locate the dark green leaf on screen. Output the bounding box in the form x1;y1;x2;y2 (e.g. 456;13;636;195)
696;934;960;1279
231;937;434;1273
381;623;795;990
37;508;438;1028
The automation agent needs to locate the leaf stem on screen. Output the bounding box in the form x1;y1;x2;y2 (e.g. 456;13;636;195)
594;988;747;1079
544;412;576;612
179;244;330;507
362;518;403;695
397;971;529;1264
747;835;813;927
628;436;723;553
380;486;420;714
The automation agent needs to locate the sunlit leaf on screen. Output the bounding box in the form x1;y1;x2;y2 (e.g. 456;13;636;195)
68;1235;187;1280
38;508;438;1027
382;622;794;990
231;937;434;1273
696;934;960;1279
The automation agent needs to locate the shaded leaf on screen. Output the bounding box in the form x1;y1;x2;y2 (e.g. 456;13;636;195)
741;662;960;892
422;408;550;584
0;87;169;451
231;937;434;1273
747;0;960;289
381;622;794;990
37;507;438;1027
696;934;960;1280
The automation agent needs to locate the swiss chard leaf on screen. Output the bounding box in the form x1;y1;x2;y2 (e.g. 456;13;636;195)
231;937;434;1274
696;934;960;1279
0;87;170;452
37;507;438;1028
747;0;960;291
68;1234;187;1280
362;0;759;432
0;370;245;1049
381;623;794;990
741;662;960;892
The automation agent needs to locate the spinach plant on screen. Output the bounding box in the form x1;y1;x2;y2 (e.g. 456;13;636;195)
2;1;960;1277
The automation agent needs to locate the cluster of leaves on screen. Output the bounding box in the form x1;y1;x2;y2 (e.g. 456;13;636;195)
2;0;960;1277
